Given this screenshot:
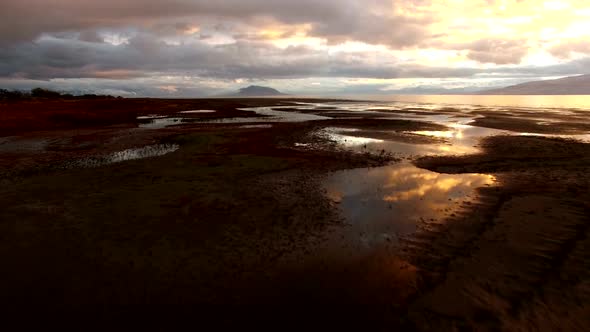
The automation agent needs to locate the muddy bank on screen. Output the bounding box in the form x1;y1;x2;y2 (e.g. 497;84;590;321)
0;97;348;135
405;135;590;331
0;118;400;307
470;116;590;135
2;98;590;329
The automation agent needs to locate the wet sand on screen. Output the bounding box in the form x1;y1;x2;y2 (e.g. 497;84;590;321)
410;136;590;331
1;97;589;329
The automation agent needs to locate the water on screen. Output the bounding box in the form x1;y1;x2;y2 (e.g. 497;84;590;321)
138;117;186;129
324;163;495;249
129;99;588;248
205;107;331;123
137;106;331;128
350;95;590;109
320;124;505;157
319;107;501;250
179;110;217;114
70;144;180;168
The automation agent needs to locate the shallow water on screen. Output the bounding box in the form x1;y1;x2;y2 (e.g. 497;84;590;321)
304;99;587;252
179;110;216;114
206;107;331;123
321;123;505;157
71;144;179;168
128;101;588;245
351;94;590;109
240;124;274;129
138;117;186;129
137;106;331;128
323;163;495;250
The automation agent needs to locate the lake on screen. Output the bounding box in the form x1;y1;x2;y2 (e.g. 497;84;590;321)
346;94;590;109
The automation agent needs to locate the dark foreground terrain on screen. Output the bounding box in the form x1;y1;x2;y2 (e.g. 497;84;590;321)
1;97;589;330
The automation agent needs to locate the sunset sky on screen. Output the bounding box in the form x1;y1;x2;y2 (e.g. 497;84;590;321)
1;0;589;96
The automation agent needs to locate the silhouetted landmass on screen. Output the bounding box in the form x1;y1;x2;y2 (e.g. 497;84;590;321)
0;88;118;101
477;74;590;95
225;85;287;97
0;89;30;100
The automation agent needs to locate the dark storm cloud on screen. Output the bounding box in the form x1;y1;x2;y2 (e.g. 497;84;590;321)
0;33;485;80
0;0;587;97
2;30;588;83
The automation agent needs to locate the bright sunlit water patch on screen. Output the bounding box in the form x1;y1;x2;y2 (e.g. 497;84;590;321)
323;128;385;147
411;130;457;139
356;95;590;109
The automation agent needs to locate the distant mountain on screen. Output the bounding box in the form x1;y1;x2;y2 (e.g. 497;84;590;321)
477;74;590;95
225;85;287;97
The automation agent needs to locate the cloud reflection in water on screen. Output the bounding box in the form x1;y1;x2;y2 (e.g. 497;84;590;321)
324;163;495;248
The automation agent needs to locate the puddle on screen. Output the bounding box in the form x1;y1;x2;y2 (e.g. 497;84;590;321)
179;110;216;114
70;144;179;168
137;115;167;120
323;162;496;250
137;106;332;128
138;117;186;129
321;124;505;157
322;128;385;148
207;107;331;123
240;124;273;129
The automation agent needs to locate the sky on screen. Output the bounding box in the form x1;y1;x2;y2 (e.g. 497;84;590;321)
1;0;589;97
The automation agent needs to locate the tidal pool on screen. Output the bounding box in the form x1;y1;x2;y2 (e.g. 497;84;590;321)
138;117;186;129
321;124;505;157
323;162;496;250
179;110;216;114
206;107;331;123
71;144;180;168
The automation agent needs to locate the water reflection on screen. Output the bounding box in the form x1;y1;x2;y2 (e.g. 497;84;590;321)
321;124;503;157
323;128;385;147
324;163;495;249
349;94;590;109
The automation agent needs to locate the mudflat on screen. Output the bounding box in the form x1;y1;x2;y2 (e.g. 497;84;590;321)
0;97;589;330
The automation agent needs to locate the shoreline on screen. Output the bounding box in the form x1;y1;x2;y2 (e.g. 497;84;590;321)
0;98;589;329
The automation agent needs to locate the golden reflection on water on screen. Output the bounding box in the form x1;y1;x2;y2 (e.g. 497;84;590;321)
324;163;496;244
412;130;457;139
368;95;590;109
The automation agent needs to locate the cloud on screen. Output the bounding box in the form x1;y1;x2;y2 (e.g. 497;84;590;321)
0;32;487;81
0;0;431;48
549;39;590;59
1;0;589;95
449;38;530;65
